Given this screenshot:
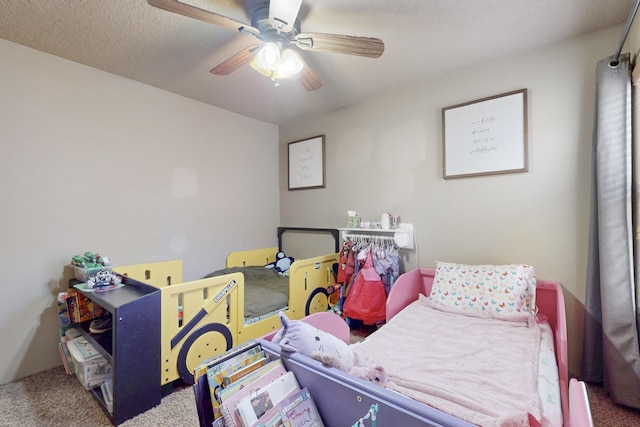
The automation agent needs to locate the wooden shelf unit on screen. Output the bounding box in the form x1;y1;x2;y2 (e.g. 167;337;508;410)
72;276;162;425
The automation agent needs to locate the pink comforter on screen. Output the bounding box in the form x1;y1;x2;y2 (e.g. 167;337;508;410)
353;295;542;427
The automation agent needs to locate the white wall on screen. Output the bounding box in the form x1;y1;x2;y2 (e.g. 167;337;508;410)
0;39;279;385
279;25;624;377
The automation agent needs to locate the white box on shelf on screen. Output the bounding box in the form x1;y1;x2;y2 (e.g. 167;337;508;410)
66;336;112;390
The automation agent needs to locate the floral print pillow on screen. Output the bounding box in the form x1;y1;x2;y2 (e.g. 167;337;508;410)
428;261;537;316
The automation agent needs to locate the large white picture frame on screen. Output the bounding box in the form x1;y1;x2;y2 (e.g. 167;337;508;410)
442;89;528;179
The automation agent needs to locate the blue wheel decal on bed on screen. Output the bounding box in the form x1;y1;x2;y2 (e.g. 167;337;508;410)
305;287;329;315
176;322;232;384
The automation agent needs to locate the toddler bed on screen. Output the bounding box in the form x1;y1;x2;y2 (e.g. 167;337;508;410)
253;265;593;427
114;246;338;387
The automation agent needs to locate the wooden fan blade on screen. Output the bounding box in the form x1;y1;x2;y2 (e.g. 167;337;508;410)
293;33;384;58
210;44;261;75
148;0;258;33
268;0;302;33
297;57;323;91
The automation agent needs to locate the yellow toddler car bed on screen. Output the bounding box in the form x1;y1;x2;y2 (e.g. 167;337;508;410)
114;247;338;387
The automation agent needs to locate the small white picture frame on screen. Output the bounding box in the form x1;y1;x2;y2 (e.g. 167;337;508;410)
288;135;326;190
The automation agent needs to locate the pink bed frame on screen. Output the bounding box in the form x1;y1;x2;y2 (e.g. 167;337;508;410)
385;267;594;427
207;268;593;426
262;267;593;427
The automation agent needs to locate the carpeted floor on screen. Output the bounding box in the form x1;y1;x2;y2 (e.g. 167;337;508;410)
2;331;640;427
2;365;640;426
586;383;640;426
0;366;197;427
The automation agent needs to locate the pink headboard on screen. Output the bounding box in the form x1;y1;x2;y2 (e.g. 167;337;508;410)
387;268;570;426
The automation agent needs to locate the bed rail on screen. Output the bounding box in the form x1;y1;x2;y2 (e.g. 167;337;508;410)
277;226;340;253
116;260;245;385
115;259;183;287
226;247;278;268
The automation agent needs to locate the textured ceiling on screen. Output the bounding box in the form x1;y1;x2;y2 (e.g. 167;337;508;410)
0;0;634;124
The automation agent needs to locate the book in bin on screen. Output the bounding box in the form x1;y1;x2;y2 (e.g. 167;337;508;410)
276;387;324;427
196;340;264;419
233;371;300;427
219;360;288;427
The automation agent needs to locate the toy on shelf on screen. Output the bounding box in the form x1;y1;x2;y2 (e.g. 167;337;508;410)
70;251;114;282
71;251;112;269
85;270;122;292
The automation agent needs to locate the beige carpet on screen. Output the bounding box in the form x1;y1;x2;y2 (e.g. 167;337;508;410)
0;366;197;427
586;383;640;426
2;361;640;426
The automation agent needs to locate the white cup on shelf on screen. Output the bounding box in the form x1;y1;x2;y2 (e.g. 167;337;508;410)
381;213;390;230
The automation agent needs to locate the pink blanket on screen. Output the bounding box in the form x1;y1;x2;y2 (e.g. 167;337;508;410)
353;295;542;426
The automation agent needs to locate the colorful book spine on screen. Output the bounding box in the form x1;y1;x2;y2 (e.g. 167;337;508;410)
277;387;324;427
235;371;301;427
218;359;285;404
219;360;288;427
223;356;270;386
194;340;261;383
203;343;264;419
193;340;263;425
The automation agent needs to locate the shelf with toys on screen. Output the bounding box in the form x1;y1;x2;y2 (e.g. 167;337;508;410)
62;251;163;426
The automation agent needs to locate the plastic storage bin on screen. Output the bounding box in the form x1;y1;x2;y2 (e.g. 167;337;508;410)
66;336;112;390
71;265;112;282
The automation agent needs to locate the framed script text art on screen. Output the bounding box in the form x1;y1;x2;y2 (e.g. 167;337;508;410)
288;135;326;190
442;89;528;179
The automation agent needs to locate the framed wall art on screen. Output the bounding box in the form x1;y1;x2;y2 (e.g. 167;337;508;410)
288;135;326;190
442;89;528;179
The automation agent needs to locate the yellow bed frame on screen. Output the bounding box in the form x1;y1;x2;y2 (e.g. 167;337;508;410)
114;247;338;386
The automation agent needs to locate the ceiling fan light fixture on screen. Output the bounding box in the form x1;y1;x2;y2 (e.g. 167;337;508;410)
251;43;304;82
278;48;303;77
254;42;281;70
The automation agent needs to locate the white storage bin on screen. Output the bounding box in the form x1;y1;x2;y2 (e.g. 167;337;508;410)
66;336;112;390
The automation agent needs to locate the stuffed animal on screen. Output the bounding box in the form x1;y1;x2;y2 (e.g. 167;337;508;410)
311;351;388;386
271;312;388;386
265;251;295;275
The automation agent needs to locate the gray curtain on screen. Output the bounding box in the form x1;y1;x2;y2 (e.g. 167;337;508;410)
582;53;640;409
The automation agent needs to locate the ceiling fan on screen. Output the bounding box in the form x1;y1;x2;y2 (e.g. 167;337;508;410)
147;0;385;90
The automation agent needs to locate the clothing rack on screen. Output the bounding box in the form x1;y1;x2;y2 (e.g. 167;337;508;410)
344;233;397;246
611;0;640;66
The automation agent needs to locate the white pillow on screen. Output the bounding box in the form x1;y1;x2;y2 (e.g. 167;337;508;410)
428;261;537;317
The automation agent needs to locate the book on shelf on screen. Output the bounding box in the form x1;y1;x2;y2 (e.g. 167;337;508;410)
252;404;283;427
207;347;266;418
219;360;288;427
193;340;262;425
57;292;71;326
276;387;324;427
58;342;72;375
218;358;286;404
208;349;266;395
194;340;261;383
234;371;300;427
59;289;105;325
223;356;270;387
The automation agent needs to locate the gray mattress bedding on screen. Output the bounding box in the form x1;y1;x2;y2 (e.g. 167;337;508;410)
204;266;289;318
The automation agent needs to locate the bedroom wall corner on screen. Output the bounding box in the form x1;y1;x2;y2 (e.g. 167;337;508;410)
0;39;280;385
278;25;624;378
